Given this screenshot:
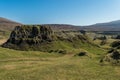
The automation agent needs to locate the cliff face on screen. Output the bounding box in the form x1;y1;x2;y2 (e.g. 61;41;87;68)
3;25;55;50
9;25;54;44
2;25;91;51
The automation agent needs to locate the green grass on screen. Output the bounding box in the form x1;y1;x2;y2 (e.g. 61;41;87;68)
0;47;119;80
0;47;62;59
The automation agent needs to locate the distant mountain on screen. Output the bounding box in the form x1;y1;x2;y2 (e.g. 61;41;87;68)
43;20;120;31
0;17;81;32
1;17;120;32
81;20;120;31
42;24;81;31
0;17;22;31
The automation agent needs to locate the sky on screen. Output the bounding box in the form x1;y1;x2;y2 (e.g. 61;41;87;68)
0;0;120;25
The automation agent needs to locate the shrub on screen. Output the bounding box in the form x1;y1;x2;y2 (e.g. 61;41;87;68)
111;50;120;60
108;48;114;53
75;52;88;56
116;35;120;39
58;49;67;54
111;41;120;48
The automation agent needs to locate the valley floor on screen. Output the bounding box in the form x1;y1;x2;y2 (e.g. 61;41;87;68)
0;47;120;80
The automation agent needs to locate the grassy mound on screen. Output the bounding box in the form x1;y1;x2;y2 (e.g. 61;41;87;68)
100;41;120;65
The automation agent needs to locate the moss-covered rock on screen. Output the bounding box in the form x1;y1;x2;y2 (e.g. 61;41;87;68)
2;25;55;50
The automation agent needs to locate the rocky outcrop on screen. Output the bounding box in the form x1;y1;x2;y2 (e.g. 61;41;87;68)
100;41;120;65
2;25;92;51
9;25;54;43
100;49;120;65
111;41;120;49
2;25;55;50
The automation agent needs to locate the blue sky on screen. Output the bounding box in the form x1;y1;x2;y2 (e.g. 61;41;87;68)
0;0;120;25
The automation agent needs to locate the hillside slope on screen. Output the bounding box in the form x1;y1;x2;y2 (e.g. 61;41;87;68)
81;20;120;31
0;17;22;31
42;24;81;31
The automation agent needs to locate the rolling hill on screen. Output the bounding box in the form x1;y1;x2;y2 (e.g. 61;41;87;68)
42;24;81;31
82;20;120;31
0;17;22;31
0;17;120;32
42;20;120;31
0;17;80;31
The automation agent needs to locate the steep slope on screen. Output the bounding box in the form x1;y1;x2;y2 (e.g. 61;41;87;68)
2;25;99;52
0;17;22;31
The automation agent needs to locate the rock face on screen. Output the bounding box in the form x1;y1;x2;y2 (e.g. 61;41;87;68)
10;25;54;43
2;25;55;50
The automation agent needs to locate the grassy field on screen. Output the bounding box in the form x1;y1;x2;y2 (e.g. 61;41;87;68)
0;31;119;80
0;47;119;80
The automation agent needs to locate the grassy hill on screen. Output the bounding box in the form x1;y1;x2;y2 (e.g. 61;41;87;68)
81;20;120;31
43;24;81;31
0;17;22;31
0;17;22;42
